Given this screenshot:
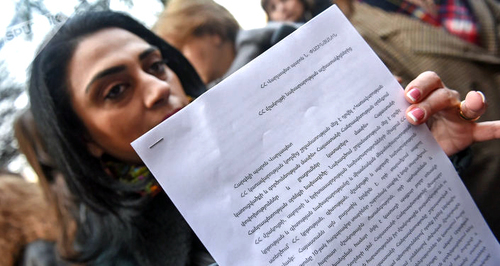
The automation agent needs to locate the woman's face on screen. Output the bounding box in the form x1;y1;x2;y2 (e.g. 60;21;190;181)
266;0;305;22
67;28;190;163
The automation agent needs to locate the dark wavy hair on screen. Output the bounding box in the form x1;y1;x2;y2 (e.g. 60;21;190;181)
28;11;205;263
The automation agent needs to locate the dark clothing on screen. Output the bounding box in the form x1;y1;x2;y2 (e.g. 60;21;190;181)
208;22;300;89
90;192;212;266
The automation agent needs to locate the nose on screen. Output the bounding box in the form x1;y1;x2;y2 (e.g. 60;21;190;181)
141;72;171;109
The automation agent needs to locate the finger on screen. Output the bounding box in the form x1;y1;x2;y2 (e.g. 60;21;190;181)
460;91;486;121
394;75;403;84
404;71;446;104
473;121;500;142
405;87;460;125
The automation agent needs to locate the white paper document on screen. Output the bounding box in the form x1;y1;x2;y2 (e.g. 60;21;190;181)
132;5;500;266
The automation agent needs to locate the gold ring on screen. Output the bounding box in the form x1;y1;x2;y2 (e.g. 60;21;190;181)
459;101;480;122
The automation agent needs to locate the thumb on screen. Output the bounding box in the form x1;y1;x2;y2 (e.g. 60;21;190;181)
459;91;486;121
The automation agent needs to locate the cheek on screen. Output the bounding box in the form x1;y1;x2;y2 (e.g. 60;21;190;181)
91;112;137;141
182;47;211;83
270;10;283;21
183;46;205;72
290;1;304;14
83;102;146;142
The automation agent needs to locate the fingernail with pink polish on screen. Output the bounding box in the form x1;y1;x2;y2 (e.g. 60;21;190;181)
476;91;486;103
408;108;425;122
407;88;421;102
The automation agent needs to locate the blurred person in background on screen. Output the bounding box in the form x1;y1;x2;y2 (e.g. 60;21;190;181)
261;0;314;22
357;0;499;46
261;0;351;22
0;171;59;266
342;0;500;238
154;0;300;88
14;109;75;265
264;0;500;239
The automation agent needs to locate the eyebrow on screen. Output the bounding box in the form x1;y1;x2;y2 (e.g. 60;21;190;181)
85;65;126;93
85;46;161;93
139;46;160;61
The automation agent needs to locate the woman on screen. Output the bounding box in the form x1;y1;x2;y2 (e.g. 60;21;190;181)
29;11;210;265
29;10;497;265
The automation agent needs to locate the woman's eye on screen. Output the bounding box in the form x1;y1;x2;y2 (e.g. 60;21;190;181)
104;84;127;100
149;60;168;75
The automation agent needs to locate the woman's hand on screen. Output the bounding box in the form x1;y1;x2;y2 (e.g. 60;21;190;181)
404;71;500;156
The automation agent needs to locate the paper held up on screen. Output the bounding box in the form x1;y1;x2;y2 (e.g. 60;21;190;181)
132;5;500;266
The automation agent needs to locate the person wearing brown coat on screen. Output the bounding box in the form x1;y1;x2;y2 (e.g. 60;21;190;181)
263;1;500;238
0;173;59;266
338;0;500;239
